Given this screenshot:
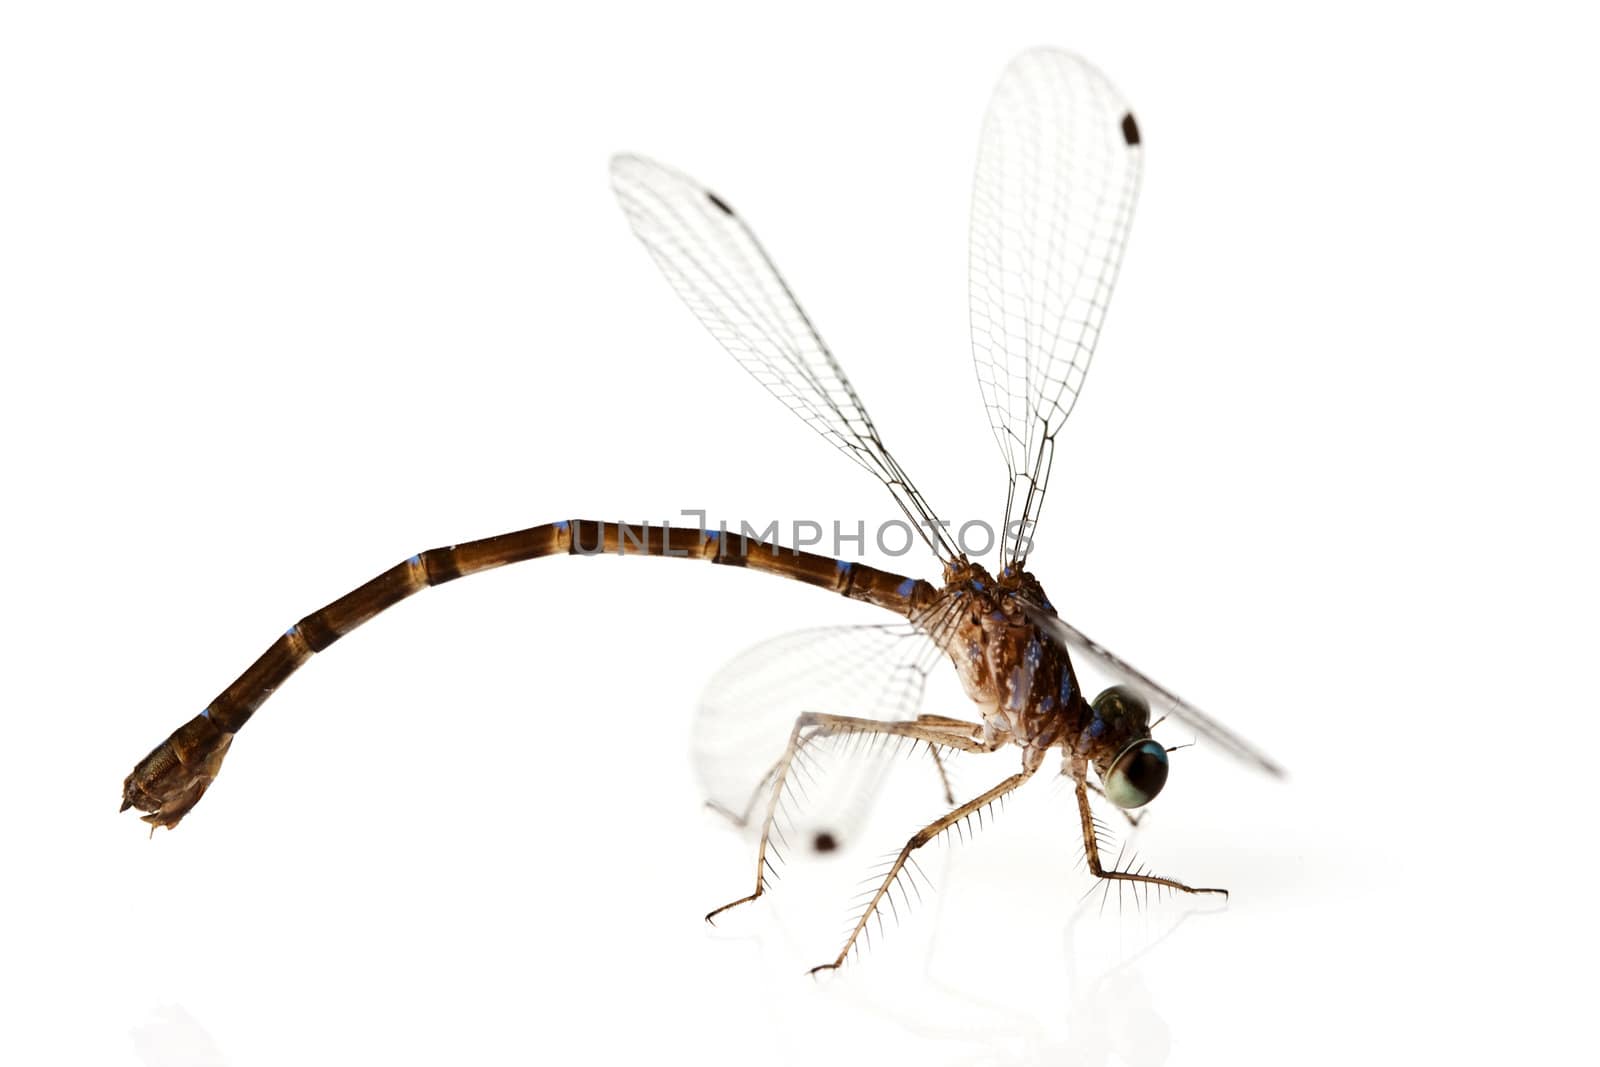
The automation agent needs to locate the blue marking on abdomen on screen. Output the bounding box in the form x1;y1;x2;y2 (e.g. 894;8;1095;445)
554;520;570;532
836;559;852;575
200;707;212;720
704;529;719;541
897;578;915;597
285;624;299;638
407;554;421;567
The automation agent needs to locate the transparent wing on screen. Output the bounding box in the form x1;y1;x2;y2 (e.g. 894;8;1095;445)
1022;605;1286;777
612;154;957;562
969;49;1144;566
691;621;960;851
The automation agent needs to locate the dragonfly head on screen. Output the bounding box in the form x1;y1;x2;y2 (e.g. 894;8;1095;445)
1089;686;1169;809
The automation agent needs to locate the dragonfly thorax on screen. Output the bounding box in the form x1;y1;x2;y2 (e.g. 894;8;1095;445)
938;562;1086;755
934;563;1169;801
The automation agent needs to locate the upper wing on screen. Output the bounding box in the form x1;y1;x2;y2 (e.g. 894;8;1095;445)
611;154;957;563
969;49;1145;567
1022;604;1285;777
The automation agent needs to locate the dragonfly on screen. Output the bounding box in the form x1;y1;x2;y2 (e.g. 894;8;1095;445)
122;48;1283;973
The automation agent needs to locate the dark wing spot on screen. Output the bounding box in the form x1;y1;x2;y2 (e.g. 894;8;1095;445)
1120;112;1141;146
812;831;838;853
706;191;735;216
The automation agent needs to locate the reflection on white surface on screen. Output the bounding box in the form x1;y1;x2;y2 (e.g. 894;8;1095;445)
838;897;1198;1067
713;768;1226;1067
131;1005;227;1067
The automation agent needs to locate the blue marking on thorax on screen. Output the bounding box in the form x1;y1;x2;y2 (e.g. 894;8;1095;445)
1042;596;1055;612
1089;716;1106;740
989;610;1006;623
972;579;986;593
1059;671;1075;707
1005;666;1029;711
1001;566;1013;578
896;578;915;598
1004;637;1044;714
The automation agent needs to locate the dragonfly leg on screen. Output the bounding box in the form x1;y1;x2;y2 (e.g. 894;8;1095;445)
808;766;1038;975
709;711;980;831
926;747;957;806
914;713;985;803
704;761;783;831
913;713;980;729
704;713;996;925
1074;776;1226;899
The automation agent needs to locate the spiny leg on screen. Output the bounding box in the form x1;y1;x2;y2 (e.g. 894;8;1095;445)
1074;777;1227;902
914;713;980;804
809;767;1037;975
706;712;982;832
704;761;783;831
704;713;997;924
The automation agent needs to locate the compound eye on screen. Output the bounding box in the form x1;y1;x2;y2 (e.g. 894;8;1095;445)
1103;739;1169;809
1092;685;1151;734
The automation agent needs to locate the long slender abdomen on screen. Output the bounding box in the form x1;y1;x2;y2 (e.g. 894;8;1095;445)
214;521;933;734
121;519;935;828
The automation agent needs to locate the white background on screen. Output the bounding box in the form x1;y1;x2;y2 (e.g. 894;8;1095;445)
3;2;1597;1064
